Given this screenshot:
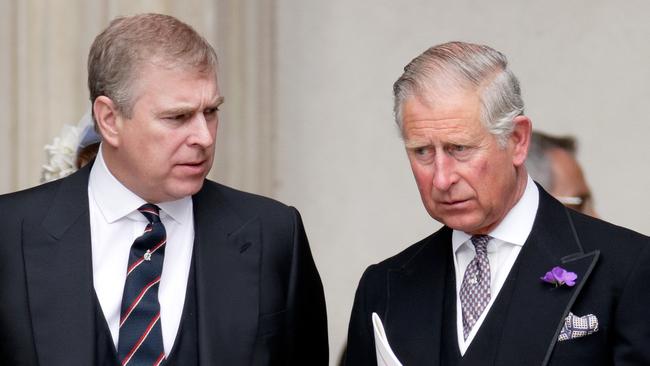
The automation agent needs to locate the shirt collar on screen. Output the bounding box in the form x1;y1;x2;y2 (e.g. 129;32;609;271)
88;146;191;224
452;175;539;251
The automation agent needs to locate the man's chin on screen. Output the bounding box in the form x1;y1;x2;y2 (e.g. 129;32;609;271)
434;213;485;233
164;179;206;200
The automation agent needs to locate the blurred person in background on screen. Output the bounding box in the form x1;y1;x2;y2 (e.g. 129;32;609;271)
526;131;597;217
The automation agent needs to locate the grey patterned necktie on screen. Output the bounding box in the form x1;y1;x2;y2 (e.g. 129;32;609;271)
459;235;491;340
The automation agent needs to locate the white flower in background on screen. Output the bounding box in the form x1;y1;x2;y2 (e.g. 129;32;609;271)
41;110;99;183
41;124;80;182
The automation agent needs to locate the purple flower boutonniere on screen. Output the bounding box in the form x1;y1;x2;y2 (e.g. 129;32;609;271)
541;266;578;287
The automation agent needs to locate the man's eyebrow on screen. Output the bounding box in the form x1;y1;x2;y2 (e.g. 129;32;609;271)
208;96;225;108
158;96;225;116
159;106;195;116
404;140;429;149
214;96;225;106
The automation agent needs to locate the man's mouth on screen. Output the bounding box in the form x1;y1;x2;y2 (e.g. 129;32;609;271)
176;160;208;174
438;199;470;207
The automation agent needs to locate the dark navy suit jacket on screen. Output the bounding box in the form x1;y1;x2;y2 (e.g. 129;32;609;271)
0;163;329;365
345;186;650;365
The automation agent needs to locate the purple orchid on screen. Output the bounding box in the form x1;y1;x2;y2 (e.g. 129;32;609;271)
541;266;577;287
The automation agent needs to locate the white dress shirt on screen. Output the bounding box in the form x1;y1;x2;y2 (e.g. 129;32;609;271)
452;175;539;355
88;148;194;355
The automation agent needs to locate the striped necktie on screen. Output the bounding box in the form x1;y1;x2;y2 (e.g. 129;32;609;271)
117;204;167;366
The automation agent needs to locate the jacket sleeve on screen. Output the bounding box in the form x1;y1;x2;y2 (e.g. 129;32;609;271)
0;196;41;365
612;241;650;365
345;266;379;366
285;208;329;365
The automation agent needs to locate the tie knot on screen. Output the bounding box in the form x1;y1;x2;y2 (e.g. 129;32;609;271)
470;235;490;254
138;203;161;224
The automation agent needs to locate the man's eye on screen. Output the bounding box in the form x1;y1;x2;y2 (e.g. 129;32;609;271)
204;108;219;118
412;147;434;161
449;145;471;158
168;113;190;121
415;147;429;156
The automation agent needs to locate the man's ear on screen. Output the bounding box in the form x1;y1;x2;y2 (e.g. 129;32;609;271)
509;115;532;167
93;96;122;148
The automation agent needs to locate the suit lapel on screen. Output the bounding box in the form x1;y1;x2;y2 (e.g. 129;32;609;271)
385;228;452;365
193;183;261;365
22;165;96;365
496;188;599;366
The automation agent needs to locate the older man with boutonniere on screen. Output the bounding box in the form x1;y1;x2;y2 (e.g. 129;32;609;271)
345;41;650;366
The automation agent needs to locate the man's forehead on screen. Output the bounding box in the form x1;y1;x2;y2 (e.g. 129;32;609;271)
137;58;218;82
403;89;481;119
127;65;220;113
147;53;217;74
402;95;484;138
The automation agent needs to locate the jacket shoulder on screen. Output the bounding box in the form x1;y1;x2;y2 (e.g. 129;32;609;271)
0;179;63;217
200;180;295;217
196;181;302;245
0;163;90;219
570;210;649;252
363;226;451;278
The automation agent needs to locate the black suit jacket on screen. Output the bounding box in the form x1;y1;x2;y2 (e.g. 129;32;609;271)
0;163;328;365
345;187;650;365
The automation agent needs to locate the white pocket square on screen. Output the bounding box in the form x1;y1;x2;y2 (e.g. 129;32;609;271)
558;312;599;341
372;313;403;366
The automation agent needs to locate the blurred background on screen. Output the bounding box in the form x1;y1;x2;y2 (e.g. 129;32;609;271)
1;1;649;363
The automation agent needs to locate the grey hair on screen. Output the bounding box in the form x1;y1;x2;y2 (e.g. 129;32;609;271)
525;131;577;190
393;41;524;146
88;13;218;121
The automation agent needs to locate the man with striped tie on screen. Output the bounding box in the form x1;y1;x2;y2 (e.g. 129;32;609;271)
0;13;328;365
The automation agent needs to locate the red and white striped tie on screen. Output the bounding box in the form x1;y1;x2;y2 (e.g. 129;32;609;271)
117;204;167;366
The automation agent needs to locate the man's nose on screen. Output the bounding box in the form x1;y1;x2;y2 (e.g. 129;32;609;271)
432;154;457;191
188;113;215;147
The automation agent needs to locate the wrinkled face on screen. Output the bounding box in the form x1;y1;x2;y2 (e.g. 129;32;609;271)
548;148;597;217
105;64;223;203
401;91;529;234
